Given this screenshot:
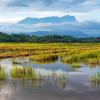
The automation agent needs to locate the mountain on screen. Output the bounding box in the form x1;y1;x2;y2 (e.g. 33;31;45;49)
0;15;96;38
28;30;88;38
18;15;77;24
86;34;100;37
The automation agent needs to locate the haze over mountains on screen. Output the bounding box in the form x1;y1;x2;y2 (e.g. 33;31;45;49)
0;15;100;38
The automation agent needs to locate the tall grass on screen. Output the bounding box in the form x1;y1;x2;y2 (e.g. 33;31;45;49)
92;72;100;87
0;43;100;59
62;50;100;65
11;66;37;80
30;53;58;61
0;67;7;80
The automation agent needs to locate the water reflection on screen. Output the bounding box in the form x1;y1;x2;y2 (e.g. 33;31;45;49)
0;56;100;94
10;79;44;88
56;77;67;89
91;80;100;88
78;66;100;75
0;80;5;90
31;58;58;64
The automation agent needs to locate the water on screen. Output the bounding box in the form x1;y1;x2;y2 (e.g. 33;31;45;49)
0;56;100;100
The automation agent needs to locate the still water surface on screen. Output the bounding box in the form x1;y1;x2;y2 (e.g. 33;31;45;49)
0;56;100;100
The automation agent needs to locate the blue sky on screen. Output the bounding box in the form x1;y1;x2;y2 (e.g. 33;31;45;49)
0;0;100;23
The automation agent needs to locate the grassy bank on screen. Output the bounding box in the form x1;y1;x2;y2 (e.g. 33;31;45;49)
0;43;100;59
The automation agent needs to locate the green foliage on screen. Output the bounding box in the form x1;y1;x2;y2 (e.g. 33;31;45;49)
0;32;100;42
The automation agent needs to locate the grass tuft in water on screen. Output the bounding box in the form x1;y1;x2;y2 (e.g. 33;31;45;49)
91;72;100;88
70;63;82;69
0;67;7;80
92;72;100;83
11;66;38;80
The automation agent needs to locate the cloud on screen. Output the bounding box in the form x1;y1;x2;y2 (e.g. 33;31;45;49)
7;0;56;7
79;21;100;34
80;21;100;30
4;0;100;12
0;0;100;23
1;20;100;35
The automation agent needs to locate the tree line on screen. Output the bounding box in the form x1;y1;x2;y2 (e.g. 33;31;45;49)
0;32;100;43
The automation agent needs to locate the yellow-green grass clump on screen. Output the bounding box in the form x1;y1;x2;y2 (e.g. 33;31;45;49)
92;72;100;85
11;66;37;80
86;58;100;67
70;63;82;69
0;67;7;80
62;50;100;64
30;53;58;61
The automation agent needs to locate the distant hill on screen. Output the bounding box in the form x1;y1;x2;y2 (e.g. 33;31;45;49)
16;15;88;38
18;15;77;24
1;15;99;38
28;30;88;38
0;32;99;43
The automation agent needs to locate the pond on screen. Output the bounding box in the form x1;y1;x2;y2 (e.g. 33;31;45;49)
0;55;100;100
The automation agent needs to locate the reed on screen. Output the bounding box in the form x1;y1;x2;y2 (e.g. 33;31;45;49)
11;66;37;80
92;72;100;87
62;50;100;65
30;53;58;61
0;43;100;59
0;67;7;80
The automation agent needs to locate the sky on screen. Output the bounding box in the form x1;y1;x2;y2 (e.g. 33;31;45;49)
0;0;100;23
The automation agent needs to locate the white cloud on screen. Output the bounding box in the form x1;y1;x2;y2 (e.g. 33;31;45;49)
0;0;99;23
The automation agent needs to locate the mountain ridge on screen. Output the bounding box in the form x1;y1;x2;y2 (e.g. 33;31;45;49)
18;15;77;24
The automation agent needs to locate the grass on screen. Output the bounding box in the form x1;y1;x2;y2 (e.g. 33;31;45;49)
0;43;100;59
62;50;100;66
1;43;100;88
30;53;58;64
92;72;100;87
0;43;100;70
0;67;7;80
70;63;82;69
30;54;58;61
11;66;37;80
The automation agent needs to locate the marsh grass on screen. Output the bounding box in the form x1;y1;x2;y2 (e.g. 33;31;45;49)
70;63;82;69
0;43;100;61
11;66;38;80
30;53;58;61
30;54;58;64
92;72;100;87
0;67;7;80
62;50;100;66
